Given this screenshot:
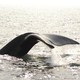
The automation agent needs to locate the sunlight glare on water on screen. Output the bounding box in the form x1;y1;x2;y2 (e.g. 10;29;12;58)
0;0;80;8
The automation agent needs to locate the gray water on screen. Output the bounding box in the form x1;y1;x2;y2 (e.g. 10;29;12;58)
0;7;80;80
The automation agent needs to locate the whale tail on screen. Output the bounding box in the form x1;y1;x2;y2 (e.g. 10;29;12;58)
0;32;79;58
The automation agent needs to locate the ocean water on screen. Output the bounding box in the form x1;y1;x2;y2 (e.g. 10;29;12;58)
0;7;80;80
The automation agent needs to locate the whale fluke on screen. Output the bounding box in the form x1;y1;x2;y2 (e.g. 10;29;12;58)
45;34;79;46
0;32;79;58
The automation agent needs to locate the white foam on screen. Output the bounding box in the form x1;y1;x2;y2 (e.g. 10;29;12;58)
50;44;80;66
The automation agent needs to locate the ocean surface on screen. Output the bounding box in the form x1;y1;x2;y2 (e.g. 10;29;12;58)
0;7;80;80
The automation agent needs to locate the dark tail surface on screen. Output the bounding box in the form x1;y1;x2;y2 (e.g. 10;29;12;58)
0;32;79;58
45;34;79;46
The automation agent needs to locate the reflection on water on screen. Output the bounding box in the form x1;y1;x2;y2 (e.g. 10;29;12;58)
0;47;80;80
0;7;80;80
